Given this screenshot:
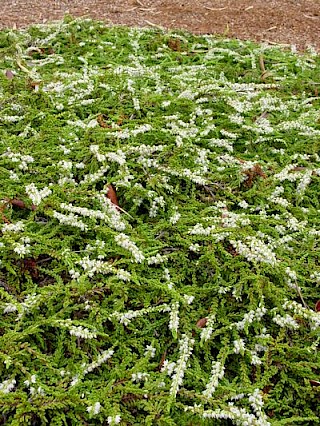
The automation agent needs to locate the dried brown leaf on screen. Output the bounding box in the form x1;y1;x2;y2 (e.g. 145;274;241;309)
196;317;208;328
5;70;14;79
106;184;120;209
10;198;36;211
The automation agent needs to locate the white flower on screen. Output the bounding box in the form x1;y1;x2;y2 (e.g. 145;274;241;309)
87;401;101;415
83;349;114;374
25;183;52;206
58;160;73;171
230;237;277;266
249;389;264;414
229;114;244;125
161;360;176;377
144;345;156;358
285;267;297;281
250;351;262;366
238;200;249;209
147;253;168;265
0;378;16;394
106;150;126;165
107;414;121;425
9;170;19;181
149;196;166;218
296;170;313;195
233;338;245;354
273;313;299;329
133;97;140;111
56;320;97;339
69;325;97;339
189;243;200;252
162;100;171;108
200;316;215;342
220;129;238;139
169;210;181;224
70;375;79;387
131;372;150;382
178;89;196;100
183;294;194;305
2;221;24;233
114;233;145;263
116;269;131;281
53;211;88;231
203;361;225;398
169;302;180;335
189;223;215;236
170;335;194;398
235;305;267;330
3;304;18;314
13;242;30;257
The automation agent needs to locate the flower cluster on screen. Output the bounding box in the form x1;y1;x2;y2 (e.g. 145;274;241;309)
53;211;88;231
131;372;150;383
55;320;98;339
77;257;113;277
109;304;170;326
107;415;121;425
2;221;25;233
169;335;194;399
87;402;101;415
169;302;180;336
203;361;225;398
200;314;216;342
13;238;31;258
230;237;278;266
0;378;16;394
235;305;267;331
25;183;52;206
2;147;34;170
233;338;246;354
83;349;114;375
114;233;145;263
272;313;299;329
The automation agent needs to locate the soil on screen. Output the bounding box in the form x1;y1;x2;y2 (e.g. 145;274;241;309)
0;0;320;51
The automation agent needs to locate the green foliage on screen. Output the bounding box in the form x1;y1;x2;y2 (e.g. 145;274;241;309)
0;16;319;425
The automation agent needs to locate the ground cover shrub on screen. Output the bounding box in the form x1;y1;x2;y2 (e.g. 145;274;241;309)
0;16;319;425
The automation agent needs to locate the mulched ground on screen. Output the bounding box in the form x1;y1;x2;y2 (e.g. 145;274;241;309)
0;0;320;51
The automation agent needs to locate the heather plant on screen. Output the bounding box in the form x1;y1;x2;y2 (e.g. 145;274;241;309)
0;16;319;425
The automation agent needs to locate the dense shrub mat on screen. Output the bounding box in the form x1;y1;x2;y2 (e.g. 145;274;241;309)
0;17;320;425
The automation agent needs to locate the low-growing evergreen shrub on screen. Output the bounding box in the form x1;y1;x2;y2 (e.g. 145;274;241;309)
0;16;319;425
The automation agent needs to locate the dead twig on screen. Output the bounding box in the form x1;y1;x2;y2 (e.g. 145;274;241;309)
157;350;167;371
204;6;227;11
265;26;277;32
259;55;272;80
144;20;165;30
123;7;138;12
259;55;266;73
303;14;319;20
253;111;269;122
296;286;309;310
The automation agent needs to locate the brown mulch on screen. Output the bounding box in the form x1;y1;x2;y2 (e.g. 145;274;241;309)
0;0;320;51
